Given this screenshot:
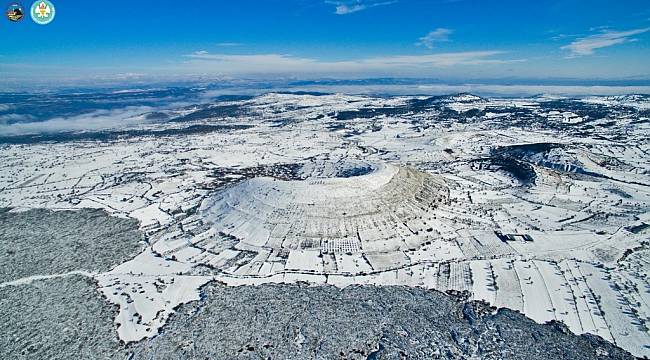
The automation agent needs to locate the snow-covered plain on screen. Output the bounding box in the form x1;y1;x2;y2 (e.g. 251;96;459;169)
1;92;649;357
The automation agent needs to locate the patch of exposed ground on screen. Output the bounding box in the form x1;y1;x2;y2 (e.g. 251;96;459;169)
0;208;143;283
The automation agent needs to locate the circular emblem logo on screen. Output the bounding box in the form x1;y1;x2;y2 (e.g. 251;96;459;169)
30;0;54;25
6;2;25;22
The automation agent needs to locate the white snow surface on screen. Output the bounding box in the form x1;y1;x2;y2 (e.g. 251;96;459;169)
1;92;649;356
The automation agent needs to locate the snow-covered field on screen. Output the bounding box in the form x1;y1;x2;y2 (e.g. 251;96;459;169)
1;91;649;357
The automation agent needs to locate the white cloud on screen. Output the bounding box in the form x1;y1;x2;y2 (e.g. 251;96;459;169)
288;84;650;97
335;3;365;14
0;106;154;136
0;113;32;125
216;42;242;47
561;27;650;57
183;50;522;76
362;51;519;66
328;1;396;15
417;28;453;48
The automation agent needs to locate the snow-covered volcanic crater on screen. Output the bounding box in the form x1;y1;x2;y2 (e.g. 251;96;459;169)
200;160;449;257
5;91;650;357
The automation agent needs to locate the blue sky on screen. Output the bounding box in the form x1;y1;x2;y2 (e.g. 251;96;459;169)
1;0;650;85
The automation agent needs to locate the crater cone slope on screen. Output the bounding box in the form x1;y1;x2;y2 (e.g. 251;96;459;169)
201;160;450;256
